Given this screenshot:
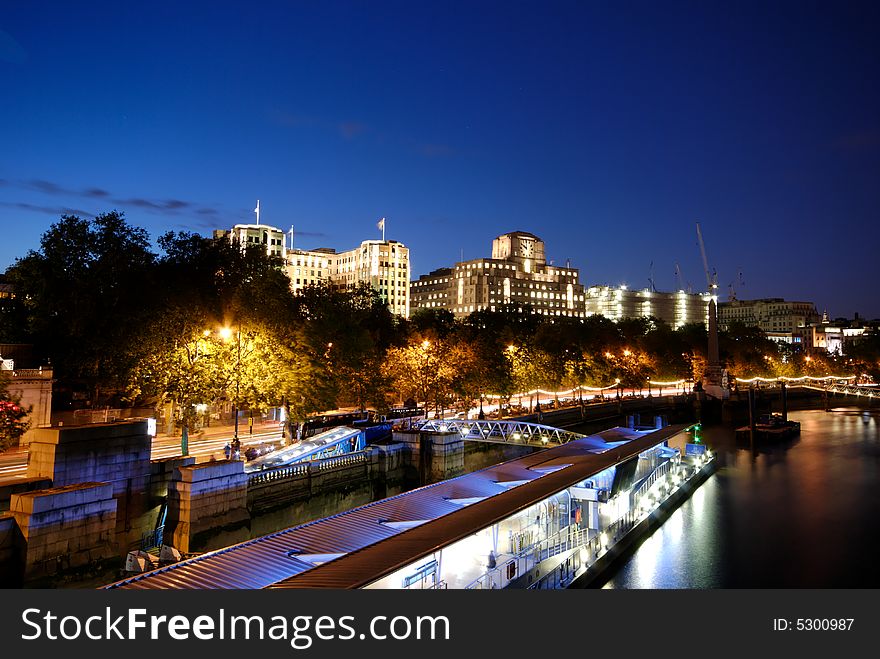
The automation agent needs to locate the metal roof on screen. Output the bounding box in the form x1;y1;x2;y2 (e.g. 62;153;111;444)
106;424;683;590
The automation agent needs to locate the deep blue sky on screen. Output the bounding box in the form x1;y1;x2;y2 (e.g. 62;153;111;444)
1;1;878;317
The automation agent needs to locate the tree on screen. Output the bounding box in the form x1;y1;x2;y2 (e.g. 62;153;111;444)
6;212;157;402
0;369;31;452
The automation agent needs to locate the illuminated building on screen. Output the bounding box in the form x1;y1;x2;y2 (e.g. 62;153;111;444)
809;313;875;355
410;231;585;318
584;286;712;328
215;213;411;316
213;224;286;258
718;298;820;345
213;201;286;259
284;247;335;294
284;238;411;318
330;240;411;318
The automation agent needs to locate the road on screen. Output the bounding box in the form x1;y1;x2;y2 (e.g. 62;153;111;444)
0;426;283;481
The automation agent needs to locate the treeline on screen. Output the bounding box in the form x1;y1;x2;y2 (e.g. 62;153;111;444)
0;212;868;440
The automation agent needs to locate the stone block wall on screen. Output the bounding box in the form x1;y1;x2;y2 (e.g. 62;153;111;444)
26;421;151;550
167;460;250;553
0;477;53;512
391;430;465;483
8;482;117;583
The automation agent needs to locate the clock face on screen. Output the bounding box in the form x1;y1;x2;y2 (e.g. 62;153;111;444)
521;239;533;257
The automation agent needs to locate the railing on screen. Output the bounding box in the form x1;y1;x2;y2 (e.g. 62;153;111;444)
734;377;878;399
632;459;674;504
11;368;53;379
315;450;369;471
465;524;590;590
415;419;586;446
141;525;164;551
248;449;370;485
248;463;309;485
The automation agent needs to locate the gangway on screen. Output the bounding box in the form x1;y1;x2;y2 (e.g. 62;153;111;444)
244;426;365;473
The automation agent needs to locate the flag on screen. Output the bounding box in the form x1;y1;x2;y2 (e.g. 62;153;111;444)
377;217;385;230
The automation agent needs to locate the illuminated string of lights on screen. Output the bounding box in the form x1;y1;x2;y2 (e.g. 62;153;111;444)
482;378;687;401
478;374;863;403
735;375;857;384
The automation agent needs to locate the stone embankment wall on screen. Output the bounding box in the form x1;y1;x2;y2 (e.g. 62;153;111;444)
8;482;117;584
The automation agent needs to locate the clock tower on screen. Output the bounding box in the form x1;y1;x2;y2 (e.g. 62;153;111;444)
491;231;546;266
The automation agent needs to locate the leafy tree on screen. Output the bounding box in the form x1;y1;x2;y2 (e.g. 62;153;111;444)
6;212;156;401
0;369;31;452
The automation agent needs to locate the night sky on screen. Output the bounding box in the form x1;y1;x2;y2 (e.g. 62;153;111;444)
1;1;878;317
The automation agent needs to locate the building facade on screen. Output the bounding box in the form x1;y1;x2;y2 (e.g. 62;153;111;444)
718;298;820;345
331;240;411;318
284;247;335;294
284;239;411;317
584;286;712;328
411;231;585;318
215;220;411;317
0;359;53;445
809;314;876;355
214;224;286;258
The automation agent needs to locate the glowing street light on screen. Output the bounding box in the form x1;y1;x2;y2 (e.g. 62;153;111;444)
219;324;242;455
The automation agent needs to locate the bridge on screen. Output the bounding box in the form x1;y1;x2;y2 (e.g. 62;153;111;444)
736;376;878;399
414;419;588;446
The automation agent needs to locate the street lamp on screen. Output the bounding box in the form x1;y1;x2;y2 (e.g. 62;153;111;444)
421;340;431;418
220;324;242;457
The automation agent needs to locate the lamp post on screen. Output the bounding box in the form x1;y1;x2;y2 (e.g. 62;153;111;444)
220;324;242;457
234;323;241;456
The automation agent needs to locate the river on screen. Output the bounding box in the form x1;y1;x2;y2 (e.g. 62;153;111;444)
599;407;880;588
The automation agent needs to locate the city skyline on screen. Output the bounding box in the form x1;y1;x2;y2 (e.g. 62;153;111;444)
2;2;879;317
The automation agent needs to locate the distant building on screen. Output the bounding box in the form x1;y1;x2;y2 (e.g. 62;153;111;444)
215;213;411;316
809;313;876;355
284;237;411;318
410;231;585;319
584;286;712;328
214;224;286;259
0;358;53;446
284;247;335;294
718;298;820;346
331;240;411;318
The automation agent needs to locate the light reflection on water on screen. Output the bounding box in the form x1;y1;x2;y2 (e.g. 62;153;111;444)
600;408;880;588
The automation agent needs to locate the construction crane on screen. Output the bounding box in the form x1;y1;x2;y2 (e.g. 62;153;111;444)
727;268;746;302
674;262;684;292
695;222;718;295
